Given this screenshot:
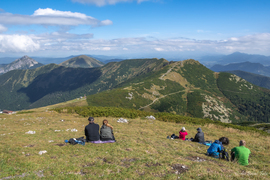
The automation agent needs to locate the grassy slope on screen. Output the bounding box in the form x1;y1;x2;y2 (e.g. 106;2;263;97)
0;100;269;179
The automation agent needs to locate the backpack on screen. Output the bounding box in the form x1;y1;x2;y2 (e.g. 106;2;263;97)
100;126;113;139
68;137;86;145
68;138;77;145
220;149;229;161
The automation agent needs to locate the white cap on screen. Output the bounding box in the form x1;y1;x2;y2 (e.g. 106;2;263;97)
181;127;186;131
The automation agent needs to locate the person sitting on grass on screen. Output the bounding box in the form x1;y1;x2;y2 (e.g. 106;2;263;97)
85;117;100;142
231;140;251;166
207;137;229;159
179;127;188;140
192;127;205;143
207;140;223;158
100;119;115;141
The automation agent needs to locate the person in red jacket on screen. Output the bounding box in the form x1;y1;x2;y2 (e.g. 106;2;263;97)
179;127;188;140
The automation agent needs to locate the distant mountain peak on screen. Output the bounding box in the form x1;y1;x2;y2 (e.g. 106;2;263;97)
0;55;43;75
59;55;104;68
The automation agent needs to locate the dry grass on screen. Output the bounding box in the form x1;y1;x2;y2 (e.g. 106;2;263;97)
0;102;269;179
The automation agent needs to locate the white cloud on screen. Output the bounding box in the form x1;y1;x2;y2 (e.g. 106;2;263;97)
0;24;7;32
0;8;112;27
72;0;153;6
0;35;40;52
46;33;270;55
230;37;238;41
1;32;270;56
100;19;113;26
102;47;111;50
154;47;164;51
33;8;89;19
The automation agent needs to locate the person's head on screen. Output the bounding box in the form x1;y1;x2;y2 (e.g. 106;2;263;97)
239;140;246;146
197;127;202;132
88;117;94;123
181;127;186;132
103;119;108;125
103;119;113;129
219;137;229;145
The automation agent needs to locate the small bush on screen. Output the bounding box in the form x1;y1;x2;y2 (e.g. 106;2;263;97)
52;106;269;136
16;111;35;114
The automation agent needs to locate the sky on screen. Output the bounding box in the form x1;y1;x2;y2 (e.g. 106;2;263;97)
0;0;270;59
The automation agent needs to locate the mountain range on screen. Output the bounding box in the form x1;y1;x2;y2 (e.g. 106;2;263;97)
0;54;124;65
0;58;167;111
1;57;270;123
0;55;104;75
200;52;270;67
210;61;270;77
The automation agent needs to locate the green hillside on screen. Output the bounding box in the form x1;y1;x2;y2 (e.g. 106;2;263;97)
0;58;168;111
217;72;270;122
87;59;270;123
226;70;270;89
59;55;104;68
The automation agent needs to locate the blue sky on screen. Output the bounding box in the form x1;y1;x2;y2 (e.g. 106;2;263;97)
0;0;270;58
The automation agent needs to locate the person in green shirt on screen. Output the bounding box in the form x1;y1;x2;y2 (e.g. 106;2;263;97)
231;140;251;165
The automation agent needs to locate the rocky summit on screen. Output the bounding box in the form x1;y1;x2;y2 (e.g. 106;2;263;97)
0;55;43;75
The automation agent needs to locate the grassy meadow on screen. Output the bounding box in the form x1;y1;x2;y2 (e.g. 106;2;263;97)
0;99;270;179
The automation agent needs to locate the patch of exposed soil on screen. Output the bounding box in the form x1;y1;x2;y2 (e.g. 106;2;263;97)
145;162;162;167
171;164;188;174
55;143;66;146
102;157;112;164
186;156;206;162
121;158;138;168
82;162;95;167
121;158;138;162
24;144;35;147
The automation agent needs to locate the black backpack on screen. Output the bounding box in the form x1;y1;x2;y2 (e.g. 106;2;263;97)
68;137;86;145
220;149;229;161
68;138;77;145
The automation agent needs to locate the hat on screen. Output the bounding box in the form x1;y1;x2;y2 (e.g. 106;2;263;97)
88;117;94;121
181;127;186;131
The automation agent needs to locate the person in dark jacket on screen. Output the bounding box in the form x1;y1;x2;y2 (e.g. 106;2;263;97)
192;127;205;143
100;119;115;141
85;117;100;142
